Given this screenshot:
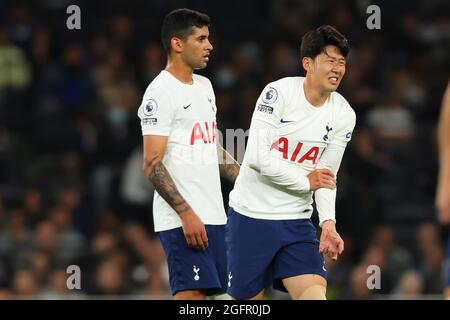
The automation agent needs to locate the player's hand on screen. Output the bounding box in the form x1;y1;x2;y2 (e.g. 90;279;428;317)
307;169;336;191
180;210;209;251
319;220;344;261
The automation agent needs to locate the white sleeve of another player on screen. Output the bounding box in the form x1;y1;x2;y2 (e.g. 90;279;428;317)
137;86;174;136
247;119;310;192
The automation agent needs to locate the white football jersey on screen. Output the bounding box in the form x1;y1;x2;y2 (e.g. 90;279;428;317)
229;77;356;221
138;70;226;232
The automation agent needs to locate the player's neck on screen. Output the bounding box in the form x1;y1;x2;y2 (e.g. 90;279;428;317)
165;59;194;85
303;77;330;107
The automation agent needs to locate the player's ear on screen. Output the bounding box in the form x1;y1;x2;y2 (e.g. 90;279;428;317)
170;37;183;54
302;57;313;73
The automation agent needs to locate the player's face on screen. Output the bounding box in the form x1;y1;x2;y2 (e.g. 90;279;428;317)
307;45;346;93
181;26;213;70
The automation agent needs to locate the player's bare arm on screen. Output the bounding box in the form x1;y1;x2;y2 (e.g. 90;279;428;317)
143;135;208;250
217;144;240;183
436;81;450;225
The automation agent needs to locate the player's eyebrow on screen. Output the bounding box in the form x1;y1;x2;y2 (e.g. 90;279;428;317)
196;33;208;40
324;52;346;62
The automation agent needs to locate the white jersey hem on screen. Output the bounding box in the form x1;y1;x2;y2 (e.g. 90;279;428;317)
230;202;313;221
154;218;227;233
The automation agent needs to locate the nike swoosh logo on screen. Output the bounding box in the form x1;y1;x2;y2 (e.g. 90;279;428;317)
183;104;191;109
280;118;294;123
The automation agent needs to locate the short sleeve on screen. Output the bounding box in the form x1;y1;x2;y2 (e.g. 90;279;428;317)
330;104;356;147
137;86;175;136
251;84;285;127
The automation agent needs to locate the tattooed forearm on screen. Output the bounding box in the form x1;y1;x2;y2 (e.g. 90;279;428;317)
146;158;191;215
217;145;240;183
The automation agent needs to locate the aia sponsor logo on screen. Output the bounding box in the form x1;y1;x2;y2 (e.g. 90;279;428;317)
190;121;217;145
271;137;320;164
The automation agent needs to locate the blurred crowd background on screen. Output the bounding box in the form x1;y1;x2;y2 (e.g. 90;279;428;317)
0;0;449;299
